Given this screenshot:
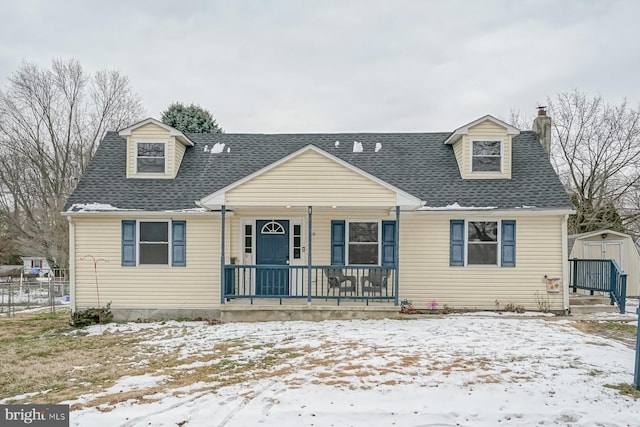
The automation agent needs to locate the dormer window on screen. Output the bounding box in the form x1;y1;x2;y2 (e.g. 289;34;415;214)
136;142;166;173
471;140;502;172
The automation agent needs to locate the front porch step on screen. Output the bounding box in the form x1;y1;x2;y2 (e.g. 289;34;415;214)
220;299;400;322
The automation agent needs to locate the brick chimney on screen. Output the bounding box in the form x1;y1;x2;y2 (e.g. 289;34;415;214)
533;106;551;158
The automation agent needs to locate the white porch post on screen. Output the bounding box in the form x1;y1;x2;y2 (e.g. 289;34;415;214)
307;206;312;304
220;205;226;305
395;205;400;306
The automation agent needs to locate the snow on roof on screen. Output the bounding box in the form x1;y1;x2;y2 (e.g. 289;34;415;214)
375;142;382;153
352;141;363;153
211;142;225;154
419;202;497;211
66;203;127;212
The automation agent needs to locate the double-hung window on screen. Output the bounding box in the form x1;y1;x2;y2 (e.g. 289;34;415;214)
331;220;396;266
450;219;516;267
122;220;186;267
139;221;169;264
348;222;379;265
471;140;502;172
136;142;166;173
467;221;498;265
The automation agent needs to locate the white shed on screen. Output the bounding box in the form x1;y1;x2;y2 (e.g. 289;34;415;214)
568;229;640;297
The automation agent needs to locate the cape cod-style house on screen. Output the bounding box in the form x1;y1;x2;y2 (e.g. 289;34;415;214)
63;109;574;321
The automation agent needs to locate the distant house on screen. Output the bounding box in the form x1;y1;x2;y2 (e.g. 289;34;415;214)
21;256;52;276
63;110;573;321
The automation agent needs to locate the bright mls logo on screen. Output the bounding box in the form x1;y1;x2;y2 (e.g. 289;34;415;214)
1;405;69;426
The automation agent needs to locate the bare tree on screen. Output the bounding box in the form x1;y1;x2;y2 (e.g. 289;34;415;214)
550;91;640;234
509;90;640;235
0;59;144;267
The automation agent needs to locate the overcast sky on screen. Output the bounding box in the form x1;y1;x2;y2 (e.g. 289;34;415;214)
0;0;638;133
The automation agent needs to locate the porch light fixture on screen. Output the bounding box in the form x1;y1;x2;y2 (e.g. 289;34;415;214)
332;205;337;209
286;205;291;208
601;233;608;239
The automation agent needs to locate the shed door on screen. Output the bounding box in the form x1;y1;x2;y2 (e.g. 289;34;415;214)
583;241;624;271
605;242;624;271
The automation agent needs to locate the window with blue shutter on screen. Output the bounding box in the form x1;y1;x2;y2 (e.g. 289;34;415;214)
450;220;465;266
381;221;396;267
172;220;186;267
122;220;136;266
501;220;516;267
331;220;345;265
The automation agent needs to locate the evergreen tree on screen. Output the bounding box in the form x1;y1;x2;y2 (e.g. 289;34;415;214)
568;193;625;235
161;102;223;133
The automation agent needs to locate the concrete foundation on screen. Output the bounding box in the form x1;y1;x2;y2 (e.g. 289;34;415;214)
109;308;221;322
221;304;402;322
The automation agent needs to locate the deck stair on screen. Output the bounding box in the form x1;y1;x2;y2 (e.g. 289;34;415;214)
569;293;619;314
568;259;627;314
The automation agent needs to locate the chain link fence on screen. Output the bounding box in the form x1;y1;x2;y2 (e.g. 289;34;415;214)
0;268;70;317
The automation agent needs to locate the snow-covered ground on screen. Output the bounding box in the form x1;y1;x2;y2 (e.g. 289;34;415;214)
63;313;639;427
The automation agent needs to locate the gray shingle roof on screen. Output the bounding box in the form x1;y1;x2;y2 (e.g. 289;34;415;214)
64;131;572;211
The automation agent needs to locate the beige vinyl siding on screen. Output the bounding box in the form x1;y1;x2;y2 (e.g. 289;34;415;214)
399;214;564;310
226;210;564;310
460;120;512;180
73;215;222;310
126;123;185;179
225;150;396;207
174;142;186;174
73;209;566;312
452;140;463;173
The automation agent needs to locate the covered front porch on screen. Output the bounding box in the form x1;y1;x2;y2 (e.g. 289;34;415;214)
197;144;425;308
217;206;403;306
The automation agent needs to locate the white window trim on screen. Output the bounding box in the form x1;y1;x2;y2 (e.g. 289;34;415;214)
137;219;172;266
469;139;503;174
345;220;382;266
290;220;304;261
465;219;501;267
135;140;168;175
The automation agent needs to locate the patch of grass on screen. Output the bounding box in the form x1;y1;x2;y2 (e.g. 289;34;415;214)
604;383;640;399
587;369;604;377
571;320;637;348
600;321;637;335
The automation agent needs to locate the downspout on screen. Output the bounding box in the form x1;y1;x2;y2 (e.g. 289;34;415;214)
66;216;76;313
307;206;312;305
562;214;570;314
220;205;226;305
395;206;400;306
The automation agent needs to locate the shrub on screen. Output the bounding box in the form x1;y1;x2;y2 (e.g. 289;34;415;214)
503;302;526;314
70;302;113;327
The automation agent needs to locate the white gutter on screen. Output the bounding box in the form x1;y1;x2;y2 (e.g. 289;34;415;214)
407;209;576;216
562;214;570;314
66;216;76;313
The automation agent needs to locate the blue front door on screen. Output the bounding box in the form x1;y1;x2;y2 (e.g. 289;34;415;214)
256;220;290;295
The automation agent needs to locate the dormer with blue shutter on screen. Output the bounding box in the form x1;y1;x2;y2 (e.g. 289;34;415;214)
118;118;194;179
443;115;520;180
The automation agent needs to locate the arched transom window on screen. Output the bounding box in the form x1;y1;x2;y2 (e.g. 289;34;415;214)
261;220;286;234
